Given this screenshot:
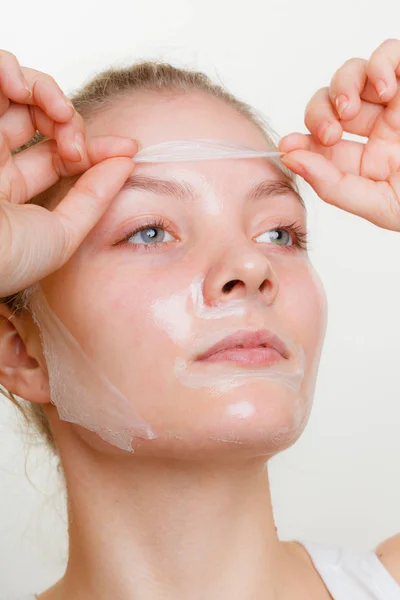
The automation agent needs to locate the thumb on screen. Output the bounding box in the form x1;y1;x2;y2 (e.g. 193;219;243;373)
280;149;397;228
280;150;343;197
53;156;134;259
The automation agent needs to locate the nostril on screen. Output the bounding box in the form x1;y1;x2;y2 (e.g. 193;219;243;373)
259;279;270;293
222;279;244;294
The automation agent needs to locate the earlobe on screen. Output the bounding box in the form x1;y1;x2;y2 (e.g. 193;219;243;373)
0;304;51;404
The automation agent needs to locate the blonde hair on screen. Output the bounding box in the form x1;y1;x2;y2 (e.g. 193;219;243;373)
0;60;293;456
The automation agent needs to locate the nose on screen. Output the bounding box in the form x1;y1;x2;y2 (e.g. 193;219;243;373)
202;243;279;307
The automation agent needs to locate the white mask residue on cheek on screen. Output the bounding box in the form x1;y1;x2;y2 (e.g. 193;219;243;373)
26;285;156;452
151;292;192;344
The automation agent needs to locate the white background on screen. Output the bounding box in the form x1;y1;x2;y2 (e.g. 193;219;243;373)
1;0;400;596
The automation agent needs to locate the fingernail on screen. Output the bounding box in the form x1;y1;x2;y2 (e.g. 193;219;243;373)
282;158;308;178
376;79;387;98
21;78;32;98
74;132;85;161
65;95;74;108
134;139;141;151
317;122;334;146
335;94;349;118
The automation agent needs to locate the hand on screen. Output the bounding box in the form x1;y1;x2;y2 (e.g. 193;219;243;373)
279;38;400;231
0;50;138;297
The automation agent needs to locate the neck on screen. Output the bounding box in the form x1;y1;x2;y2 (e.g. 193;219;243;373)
48;420;311;600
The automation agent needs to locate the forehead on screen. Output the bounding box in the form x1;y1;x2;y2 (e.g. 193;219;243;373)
84;90;303;217
86;89;272;150
86;90;297;194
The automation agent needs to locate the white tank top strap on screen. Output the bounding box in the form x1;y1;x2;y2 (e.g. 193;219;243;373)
296;538;400;600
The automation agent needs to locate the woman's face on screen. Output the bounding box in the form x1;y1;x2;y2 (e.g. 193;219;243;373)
38;90;328;459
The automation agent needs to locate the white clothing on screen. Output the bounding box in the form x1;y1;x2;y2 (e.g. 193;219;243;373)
297;538;400;599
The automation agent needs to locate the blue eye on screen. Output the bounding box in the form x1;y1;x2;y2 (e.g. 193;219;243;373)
255;228;293;246
127;227;174;245
117;221;308;253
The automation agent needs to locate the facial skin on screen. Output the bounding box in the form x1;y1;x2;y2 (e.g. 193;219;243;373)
0;89;333;600
32;89;328;461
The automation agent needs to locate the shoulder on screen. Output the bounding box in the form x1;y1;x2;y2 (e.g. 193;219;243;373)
375;533;400;585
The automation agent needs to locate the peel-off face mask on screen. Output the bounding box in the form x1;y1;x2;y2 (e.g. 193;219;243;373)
26;284;157;451
134;138;284;165
24;139;327;454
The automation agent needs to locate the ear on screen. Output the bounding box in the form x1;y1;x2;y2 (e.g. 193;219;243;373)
0;302;51;404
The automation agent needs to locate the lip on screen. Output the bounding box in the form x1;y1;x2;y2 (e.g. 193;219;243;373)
195;329;290;365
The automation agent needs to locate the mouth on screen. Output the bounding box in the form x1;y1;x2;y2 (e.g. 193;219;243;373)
194;329;290;367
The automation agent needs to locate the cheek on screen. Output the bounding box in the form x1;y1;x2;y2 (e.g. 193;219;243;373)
279;260;328;365
68;271;187;379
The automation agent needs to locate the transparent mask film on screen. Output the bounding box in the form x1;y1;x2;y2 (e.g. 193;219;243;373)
25;139;323;453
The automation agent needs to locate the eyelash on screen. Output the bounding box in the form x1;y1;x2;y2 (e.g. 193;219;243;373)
115;217;309;252
116;217;175;251
271;219;309;251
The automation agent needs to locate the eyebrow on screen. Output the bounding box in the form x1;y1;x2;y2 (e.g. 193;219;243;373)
245;179;305;210
121;174;306;211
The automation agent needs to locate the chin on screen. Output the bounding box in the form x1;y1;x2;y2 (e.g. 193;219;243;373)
65;377;313;462
127;380;312;462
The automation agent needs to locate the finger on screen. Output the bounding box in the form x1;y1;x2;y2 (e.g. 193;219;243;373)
31;105;87;163
279;133;312;154
329;49;400;113
304;87;343;146
53;157;135;259
328;57;367;120
0;131;30;204
303;88;383;143
359;78;393;105
0;130;11;170
332;76;398;107
0;53;80;155
0;103;35;148
0;50;32;113
11;135;138;201
19;67;74;123
87;136;139;161
280;149;400;230
50;134;139;178
0;51;87;164
366;38;400;103
279;134;364;175
0;53;74;125
0;102;87;163
0;84;9;115
286;94;383;150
